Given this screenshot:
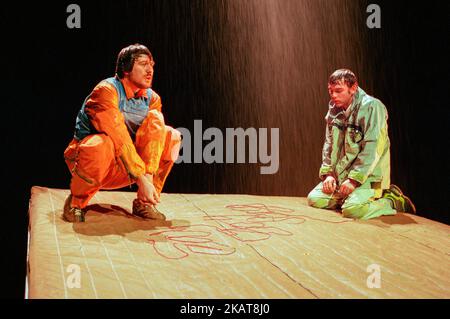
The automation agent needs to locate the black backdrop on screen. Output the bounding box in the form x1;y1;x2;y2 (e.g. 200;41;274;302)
1;0;449;298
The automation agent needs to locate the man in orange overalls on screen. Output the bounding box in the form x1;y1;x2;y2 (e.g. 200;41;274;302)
63;43;181;222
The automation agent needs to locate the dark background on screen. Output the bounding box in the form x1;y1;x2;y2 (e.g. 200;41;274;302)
1;0;448;298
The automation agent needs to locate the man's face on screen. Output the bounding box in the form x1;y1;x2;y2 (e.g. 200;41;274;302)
126;54;154;89
328;80;357;108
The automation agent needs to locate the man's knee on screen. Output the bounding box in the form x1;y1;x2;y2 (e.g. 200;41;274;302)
77;134;115;161
307;186;338;209
167;126;181;142
341;203;367;219
135;110;167;149
162;126;181;162
307;190;319;207
307;193;330;209
79;134;112;147
341;188;375;219
73;134;116;180
143;109;166;132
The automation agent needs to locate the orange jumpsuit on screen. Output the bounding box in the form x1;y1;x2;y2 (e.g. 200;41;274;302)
64;77;181;209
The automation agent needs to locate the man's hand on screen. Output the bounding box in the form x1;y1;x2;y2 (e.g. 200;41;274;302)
338;179;357;197
322;175;337;194
136;174;160;205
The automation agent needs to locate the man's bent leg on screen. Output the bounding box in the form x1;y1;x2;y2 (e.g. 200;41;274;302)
132;111;180;220
307;182;343;210
135;110;181;194
135;109;167;180
153;126;181;194
64;134;117;209
341;185;396;220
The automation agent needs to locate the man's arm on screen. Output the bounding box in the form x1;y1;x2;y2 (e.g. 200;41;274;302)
84;80;146;179
319;112;335;180
347;100;389;185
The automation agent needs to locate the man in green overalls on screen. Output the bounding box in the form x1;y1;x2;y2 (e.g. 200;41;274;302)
307;69;416;220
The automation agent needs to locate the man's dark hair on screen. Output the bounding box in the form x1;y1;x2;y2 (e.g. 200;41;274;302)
328;69;358;87
115;43;153;79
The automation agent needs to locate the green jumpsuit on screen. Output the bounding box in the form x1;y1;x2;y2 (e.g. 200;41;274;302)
307;87;396;220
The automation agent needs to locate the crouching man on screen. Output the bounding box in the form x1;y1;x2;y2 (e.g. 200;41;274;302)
63;43;181;222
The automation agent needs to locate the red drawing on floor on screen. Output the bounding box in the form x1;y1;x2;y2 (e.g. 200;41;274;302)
147;225;236;259
147;203;350;259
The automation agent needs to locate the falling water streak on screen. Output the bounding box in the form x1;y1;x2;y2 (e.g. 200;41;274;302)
201;0;373;196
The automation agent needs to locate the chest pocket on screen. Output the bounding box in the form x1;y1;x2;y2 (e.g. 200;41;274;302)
344;124;363;157
347;124;363;143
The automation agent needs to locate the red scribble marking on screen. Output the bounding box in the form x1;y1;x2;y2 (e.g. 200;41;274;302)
224;204;350;224
148;203;351;259
147;224;236;259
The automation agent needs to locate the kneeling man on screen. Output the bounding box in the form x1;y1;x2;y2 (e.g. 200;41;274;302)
307;69;415;220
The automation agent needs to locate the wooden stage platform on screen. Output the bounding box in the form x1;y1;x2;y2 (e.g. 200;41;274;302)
27;186;450;299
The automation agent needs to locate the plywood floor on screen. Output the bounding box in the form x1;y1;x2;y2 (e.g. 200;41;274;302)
27;186;450;299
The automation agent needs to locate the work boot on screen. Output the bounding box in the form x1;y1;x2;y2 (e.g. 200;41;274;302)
132;199;166;220
63;194;86;222
382;184;416;214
